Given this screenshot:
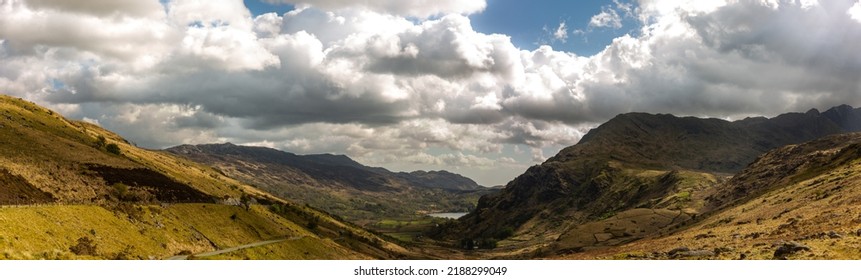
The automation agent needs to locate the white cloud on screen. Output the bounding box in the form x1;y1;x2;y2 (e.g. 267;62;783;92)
252;13;283;38
23;0;165;17
0;0;174;61
178;23;279;71
2;0;861;186
799;0;820;9
81;117;100;125
243;140;278;149
264;0;486;18
589;7;622;29
167;0;254;28
849;1;861;22
439;153;496;168
530;147;546;163
613;0;634;18
554;21;568;42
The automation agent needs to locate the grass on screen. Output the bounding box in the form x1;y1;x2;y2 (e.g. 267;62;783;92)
365;217;445;242
0;205;163;259
0;94;279;203
0;95;418;259
195;237;371;260
374;218;436;228
82;122;256;199
0;96;228;203
0;204;379;259
557;152;861;260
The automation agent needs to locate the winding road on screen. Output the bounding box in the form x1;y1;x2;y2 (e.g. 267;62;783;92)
166;236;305;260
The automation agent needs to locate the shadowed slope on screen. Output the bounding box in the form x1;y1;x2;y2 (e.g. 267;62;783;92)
449;105;861;251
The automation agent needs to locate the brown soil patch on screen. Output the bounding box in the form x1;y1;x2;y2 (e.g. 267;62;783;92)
87;165;213;203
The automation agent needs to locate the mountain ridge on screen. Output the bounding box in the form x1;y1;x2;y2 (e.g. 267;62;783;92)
167;143;484;191
165;142;494;222
558;132;861;259
567;105;861;173
448;104;861;248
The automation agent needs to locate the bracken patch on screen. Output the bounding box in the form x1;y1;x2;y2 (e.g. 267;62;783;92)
87;165;213;203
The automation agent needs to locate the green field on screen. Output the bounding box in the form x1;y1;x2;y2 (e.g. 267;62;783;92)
366;217;451;242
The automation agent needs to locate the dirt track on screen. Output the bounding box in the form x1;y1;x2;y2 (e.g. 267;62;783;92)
166;236;304;260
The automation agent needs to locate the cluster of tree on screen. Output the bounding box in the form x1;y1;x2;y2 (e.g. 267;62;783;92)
95;135;121;155
459;238;498;250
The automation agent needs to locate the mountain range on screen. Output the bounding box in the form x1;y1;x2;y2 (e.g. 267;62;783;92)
439;104;861;259
165;143;495;223
3;92;861;260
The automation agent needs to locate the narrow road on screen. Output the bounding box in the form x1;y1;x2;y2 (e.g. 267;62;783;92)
166;236;304;260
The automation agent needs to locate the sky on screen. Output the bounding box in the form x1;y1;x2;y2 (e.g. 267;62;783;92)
2;0;861;187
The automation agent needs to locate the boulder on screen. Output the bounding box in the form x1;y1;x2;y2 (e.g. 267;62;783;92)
667;247;690;256
675;250;715;258
594;233;614;242
773;241;811;260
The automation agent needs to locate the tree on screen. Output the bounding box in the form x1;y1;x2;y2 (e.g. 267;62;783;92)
460;239;475;250
106;143;121;155
494;227;514;239
478;238;498;249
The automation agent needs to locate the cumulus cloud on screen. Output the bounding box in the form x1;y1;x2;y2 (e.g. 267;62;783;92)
849;1;861;21
0;0;173;61
631;0;861;116
2;0;861;185
530;148;546;163
23;0;165;18
264;0;486;18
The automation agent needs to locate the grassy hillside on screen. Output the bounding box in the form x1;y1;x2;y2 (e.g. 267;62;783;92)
437;163;722;253
0;95;410;259
444;106;861;251
0;95;237;202
556;133;861;259
0;203;387;259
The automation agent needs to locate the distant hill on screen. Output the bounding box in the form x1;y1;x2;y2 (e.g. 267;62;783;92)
400;170;484;191
445;105;861;250
165;143;495;222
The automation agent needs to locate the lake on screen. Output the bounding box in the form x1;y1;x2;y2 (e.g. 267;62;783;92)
427;212;468;219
